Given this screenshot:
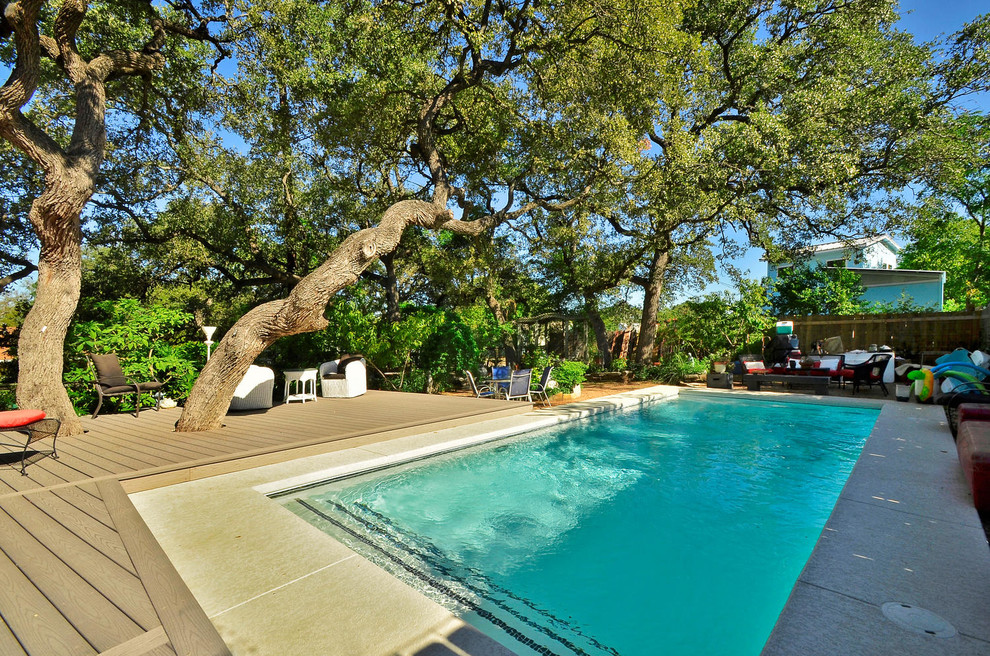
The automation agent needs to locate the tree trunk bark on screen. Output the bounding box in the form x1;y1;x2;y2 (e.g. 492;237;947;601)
176;200;453;431
635;248;670;365
483;286;518;366
583;293;612;369
16;188;87;436
380;250;402;323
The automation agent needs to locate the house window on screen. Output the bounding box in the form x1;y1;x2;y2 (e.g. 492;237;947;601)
826;258;845;268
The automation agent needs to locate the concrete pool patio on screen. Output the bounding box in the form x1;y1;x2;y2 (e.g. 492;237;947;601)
0;386;986;654
124;387;990;656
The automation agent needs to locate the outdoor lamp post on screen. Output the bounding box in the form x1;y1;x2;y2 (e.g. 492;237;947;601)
202;325;217;361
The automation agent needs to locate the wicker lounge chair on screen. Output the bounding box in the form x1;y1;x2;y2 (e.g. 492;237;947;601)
319;356;367;398
229;365;275;411
88;352;163;418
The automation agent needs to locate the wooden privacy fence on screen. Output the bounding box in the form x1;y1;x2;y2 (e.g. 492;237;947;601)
784;309;988;359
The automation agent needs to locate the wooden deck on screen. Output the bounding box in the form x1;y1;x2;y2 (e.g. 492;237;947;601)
0;392;532;655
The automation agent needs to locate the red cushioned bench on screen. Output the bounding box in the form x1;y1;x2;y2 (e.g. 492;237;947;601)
0;409;60;475
954;404;990;511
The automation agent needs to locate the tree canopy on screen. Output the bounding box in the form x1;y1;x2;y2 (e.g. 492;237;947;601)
2;1;989;429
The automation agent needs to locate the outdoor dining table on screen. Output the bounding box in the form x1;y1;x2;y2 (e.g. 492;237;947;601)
482;377;511;397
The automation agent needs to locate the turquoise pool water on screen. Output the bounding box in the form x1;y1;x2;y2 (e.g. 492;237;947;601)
283;396;879;655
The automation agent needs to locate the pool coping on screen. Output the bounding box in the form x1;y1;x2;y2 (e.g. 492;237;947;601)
128;386;990;655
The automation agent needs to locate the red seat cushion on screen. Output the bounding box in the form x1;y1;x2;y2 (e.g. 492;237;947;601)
956;421;990;511
958;404;990;426
0;409;47;429
835;369;855;378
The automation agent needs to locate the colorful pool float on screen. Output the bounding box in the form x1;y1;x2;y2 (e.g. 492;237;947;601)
907;368;934;401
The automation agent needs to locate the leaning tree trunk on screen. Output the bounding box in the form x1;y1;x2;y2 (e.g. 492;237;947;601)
176;200;453;431
16;189;86;436
634;248;670;365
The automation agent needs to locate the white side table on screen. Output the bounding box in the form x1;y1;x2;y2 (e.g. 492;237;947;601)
283;368;318;403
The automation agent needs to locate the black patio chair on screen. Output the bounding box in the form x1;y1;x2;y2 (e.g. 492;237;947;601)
848;353;892;396
88;352;164;418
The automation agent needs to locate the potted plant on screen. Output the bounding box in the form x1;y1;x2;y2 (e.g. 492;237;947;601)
554;361;588;399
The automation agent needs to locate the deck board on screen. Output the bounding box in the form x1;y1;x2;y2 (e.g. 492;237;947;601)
0;544;97;655
0;508;145;652
0;391;532;655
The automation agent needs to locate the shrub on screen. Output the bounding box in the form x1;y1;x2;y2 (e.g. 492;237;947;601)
611;357;628;372
419;312;480;392
0;387;15;411
553;361;588;394
654;353;707;384
65;299;201;414
633;364;665;381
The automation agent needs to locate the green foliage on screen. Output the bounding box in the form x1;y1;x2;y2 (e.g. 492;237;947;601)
770;265;867;316
419;312;480;392
0;388;15;411
862;293;939;314
64;299;201;415
552;361;588;394
899;188;990;312
280;297;479;393
610;357;628;372
654;353;708;384
656;276;774;361
632;364;665;381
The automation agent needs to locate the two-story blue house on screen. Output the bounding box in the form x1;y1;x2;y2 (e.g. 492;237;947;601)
766;234;946;310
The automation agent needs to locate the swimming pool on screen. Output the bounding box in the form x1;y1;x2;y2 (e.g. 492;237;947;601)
281;396;879;655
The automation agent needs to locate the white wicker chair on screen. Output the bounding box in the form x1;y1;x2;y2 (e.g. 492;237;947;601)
319;357;367;398
229;365;275;411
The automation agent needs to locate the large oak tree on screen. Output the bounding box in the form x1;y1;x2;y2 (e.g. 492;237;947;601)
1;0;227;434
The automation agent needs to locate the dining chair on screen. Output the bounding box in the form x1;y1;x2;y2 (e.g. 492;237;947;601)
505;369;533;402
465;370;497;399
531;366;553;407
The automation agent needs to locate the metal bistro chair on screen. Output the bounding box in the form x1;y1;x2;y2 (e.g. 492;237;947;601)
465;370;498;399
531;366;553;407
505;368;534;403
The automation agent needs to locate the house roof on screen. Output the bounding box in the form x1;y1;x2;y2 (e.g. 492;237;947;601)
799;234;901;255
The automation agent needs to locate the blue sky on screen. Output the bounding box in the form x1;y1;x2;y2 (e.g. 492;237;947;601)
708;0;990;297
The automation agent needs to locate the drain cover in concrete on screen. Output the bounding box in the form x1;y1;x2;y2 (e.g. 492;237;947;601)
881;602;957;638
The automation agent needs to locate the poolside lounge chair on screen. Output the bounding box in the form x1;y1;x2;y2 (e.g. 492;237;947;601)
319;356;367;398
739;356;770;382
531;366;553;407
465;370;498;399
0;409;60;475
88;352;163;418
505;369;534;403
